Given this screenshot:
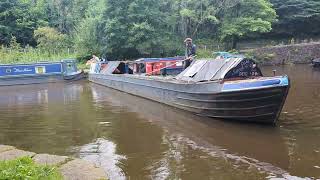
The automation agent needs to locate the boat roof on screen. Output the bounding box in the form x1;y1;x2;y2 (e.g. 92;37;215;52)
101;61;121;74
175;57;257;82
0;59;76;66
0;62;62;66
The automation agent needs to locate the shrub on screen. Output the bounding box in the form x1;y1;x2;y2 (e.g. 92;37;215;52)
0;157;62;180
197;48;213;58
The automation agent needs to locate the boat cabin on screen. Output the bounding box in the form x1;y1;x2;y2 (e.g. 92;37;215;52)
0;59;79;77
135;57;185;75
90;57;263;82
176;58;262;82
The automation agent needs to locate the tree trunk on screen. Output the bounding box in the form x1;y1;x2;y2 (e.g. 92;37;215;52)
232;36;238;50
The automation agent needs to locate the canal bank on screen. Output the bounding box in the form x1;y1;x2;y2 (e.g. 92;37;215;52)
0;145;108;180
242;42;320;65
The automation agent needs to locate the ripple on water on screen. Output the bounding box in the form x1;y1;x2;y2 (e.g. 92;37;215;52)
147;132;309;180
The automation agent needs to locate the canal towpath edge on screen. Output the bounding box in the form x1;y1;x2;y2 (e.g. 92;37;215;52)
0;145;108;180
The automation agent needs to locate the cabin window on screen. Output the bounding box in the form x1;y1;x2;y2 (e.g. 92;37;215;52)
35;66;46;74
66;63;75;71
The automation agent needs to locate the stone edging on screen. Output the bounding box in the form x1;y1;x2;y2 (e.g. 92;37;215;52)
0;145;108;180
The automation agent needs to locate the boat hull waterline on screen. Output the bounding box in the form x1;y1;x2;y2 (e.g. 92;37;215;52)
89;73;289;124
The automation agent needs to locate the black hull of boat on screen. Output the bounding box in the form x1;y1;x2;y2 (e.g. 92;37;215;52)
0;72;85;86
89;74;289;124
193;88;289;123
312;59;320;67
63;71;86;81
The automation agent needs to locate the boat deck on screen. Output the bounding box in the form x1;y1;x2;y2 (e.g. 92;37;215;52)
110;73;284;85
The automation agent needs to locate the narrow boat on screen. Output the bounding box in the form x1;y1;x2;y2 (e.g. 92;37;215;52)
0;59;84;86
88;57;290;124
312;58;320;67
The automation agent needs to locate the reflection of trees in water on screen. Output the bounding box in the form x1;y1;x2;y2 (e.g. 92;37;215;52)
0;83;108;155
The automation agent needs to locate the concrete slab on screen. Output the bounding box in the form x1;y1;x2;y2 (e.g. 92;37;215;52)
33;154;69;166
59;159;107;180
0;149;35;161
0;145;15;153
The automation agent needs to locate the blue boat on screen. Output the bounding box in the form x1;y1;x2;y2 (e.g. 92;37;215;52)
89;57;290;124
213;52;244;59
0;59;84;86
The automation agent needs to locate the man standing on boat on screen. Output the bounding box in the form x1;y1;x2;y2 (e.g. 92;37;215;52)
184;38;196;69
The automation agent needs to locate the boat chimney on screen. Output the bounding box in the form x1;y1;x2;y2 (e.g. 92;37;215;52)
272;70;277;76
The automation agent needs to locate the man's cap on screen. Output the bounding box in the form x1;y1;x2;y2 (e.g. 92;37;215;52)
184;38;192;43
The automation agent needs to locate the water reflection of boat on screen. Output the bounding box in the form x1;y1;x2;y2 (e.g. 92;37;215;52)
90;84;290;175
89;58;290;124
0;59;84;86
0;82;84;106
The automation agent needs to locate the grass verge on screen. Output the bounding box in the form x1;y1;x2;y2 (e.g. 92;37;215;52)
0;47;77;64
0;157;63;180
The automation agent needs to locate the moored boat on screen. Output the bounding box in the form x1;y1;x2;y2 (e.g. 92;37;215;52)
0;59;84;86
88;57;290;124
312;58;320;67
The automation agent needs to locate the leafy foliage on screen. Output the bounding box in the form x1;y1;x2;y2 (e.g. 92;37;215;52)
270;0;320;37
101;0;168;59
34;27;68;54
0;0;320;59
219;0;277;48
73;0;106;57
0;0;47;46
0;157;62;180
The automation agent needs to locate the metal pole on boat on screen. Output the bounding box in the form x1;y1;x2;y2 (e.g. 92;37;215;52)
273;70;277;76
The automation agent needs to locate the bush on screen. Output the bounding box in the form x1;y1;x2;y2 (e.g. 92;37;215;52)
197;48;213;58
0;157;62;180
34;27;69;54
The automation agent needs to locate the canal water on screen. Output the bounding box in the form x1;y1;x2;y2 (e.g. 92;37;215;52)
0;64;319;179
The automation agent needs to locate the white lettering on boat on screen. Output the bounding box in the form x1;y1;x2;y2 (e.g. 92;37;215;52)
13;68;33;73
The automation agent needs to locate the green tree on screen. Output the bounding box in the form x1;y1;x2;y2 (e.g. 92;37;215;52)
270;0;320;37
45;0;90;34
34;27;68;54
3;0;319;59
166;0;219;38
73;0;106;57
0;0;47;46
219;0;277;49
102;0;168;59
9;36;21;51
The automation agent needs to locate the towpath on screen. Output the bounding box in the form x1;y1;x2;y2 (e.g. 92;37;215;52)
0;145;108;180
